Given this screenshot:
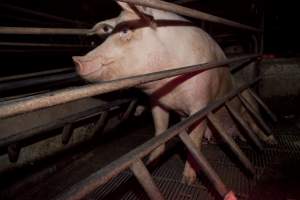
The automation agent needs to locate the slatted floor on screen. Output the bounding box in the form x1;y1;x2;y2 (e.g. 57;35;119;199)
1;116;300;200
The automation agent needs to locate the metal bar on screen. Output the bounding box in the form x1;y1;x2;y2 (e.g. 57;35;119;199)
55;78;259;200
238;94;271;134
92;111;109;135
0;3;89;26
120;99;138;122
0;68;72;83
0;27;90;35
225;101;264;151
117;0;261;32
230;57;260;73
178;131;230;197
0;72;79;93
0;42;91;48
0;99;131;149
0;54;259;119
207;112;255;175
130;159;164;200
247;89;278;122
61;123;74;145
7;143;20;163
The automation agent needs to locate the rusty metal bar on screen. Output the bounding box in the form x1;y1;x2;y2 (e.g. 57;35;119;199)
130;159;165;200
117;0;261;32
225;101;264;151
207;112;255;175
7;143;20;162
55;78;259;200
0;72;79;93
120;99;138;122
0;68;72;83
178;131;230;197
0;54;258;119
61;123;74;145
0;3;89;26
0;26;90;35
238;94;271;134
92;111;109;135
0;99;130;149
247;89;278;122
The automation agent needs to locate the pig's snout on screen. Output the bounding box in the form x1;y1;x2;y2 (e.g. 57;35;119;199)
72;56;84;73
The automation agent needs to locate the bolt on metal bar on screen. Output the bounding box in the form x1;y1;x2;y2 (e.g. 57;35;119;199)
0;99;131;149
117;0;261;32
247;89;278;122
207;112;255;175
238;94;272;134
178;131;230;197
130;159;165;200
0;54;259;119
92;111;109;135
0;26;90;35
55;78;259;200
0;68;73;83
61;123;74;145
225;101;264;151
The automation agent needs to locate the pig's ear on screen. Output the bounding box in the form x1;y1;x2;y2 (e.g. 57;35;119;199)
117;2;153;17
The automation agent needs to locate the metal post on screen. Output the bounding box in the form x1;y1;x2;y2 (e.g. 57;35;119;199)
225;102;264;151
130;159;164;200
238;94;271;134
207;113;255;175
92;111;109;135
7;143;20;162
61;123;74;145
247;89;278;122
120;99;138;122
178;131;235;199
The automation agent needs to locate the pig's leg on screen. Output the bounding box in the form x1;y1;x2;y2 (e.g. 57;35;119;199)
148;105;170;163
182;120;206;185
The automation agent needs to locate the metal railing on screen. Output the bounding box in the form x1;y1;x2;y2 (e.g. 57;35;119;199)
0;0;273;199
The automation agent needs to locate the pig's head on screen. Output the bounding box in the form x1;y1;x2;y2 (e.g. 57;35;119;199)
73;2;175;82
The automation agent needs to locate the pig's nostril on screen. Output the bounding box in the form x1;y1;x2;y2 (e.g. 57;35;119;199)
72;56;83;72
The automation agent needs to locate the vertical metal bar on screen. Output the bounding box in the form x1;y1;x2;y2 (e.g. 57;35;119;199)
238;94;272;134
225;102;264;151
61;123;73;145
120;99;138;122
7;143;20;162
207;113;255;175
247;89;277;122
92;111;109;135
130;159;164;200
178;132;234;198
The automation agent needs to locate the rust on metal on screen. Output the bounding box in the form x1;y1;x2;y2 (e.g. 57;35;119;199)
92;111;109;135
130;159;165;200
207;112;255;175
117;0;261;32
55;78;260;200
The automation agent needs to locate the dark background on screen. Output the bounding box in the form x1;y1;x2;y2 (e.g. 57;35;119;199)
0;0;299;76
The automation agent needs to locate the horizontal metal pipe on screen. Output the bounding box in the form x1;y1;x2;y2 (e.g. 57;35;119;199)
0;54;259;119
0;42;92;48
117;0;261;32
0;99;131;148
0;26;90;35
0;3;89;26
55;77;259;200
0;72;79;93
0;68;73;83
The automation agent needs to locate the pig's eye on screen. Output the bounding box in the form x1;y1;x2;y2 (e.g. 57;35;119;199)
119;27;131;38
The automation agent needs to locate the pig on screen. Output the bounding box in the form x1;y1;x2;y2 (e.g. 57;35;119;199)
73;2;275;185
